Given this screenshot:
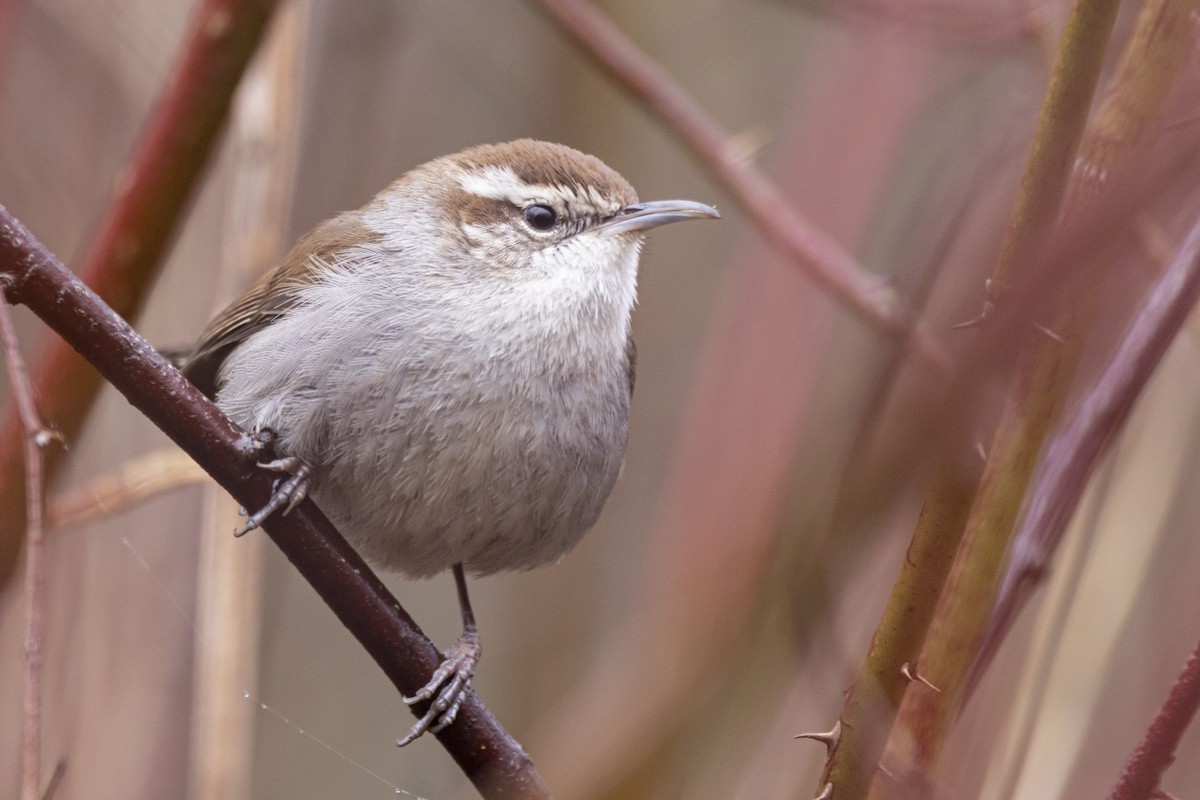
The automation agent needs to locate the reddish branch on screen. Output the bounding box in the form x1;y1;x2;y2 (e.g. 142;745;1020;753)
0;206;551;799
0;0;280;581
529;0;947;369
1107;640;1200;800
0;287;48;800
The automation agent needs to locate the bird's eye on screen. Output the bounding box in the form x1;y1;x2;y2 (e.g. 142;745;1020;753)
523;204;558;231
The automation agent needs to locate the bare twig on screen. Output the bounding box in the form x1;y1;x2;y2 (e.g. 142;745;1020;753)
189;5;305;797
0;0;281;582
1106;638;1200;800
0;206;550;800
529;0;948;370
0;285;50;800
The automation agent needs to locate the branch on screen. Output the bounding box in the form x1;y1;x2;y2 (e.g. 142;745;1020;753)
0;0;281;581
0;287;50;799
1107;639;1200;800
818;451;982;797
528;0;948;370
0;206;551;800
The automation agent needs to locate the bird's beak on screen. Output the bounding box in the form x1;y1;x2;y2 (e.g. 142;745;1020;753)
596;199;720;236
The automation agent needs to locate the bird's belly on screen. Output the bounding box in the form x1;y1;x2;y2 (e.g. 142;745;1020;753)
303;385;630;578
215;301;634;579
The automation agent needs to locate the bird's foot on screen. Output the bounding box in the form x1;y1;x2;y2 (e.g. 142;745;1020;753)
234;456;313;537
397;628;481;746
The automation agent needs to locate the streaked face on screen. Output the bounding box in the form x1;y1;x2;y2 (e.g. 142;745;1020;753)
360;140;718;282
438;140;718;275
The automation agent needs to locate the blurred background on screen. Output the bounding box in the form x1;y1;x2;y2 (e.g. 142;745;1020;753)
1;0;1199;798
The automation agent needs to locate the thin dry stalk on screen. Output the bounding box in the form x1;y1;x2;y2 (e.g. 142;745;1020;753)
187;4;306;797
0;288;50;800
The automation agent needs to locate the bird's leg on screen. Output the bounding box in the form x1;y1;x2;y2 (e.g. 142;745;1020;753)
398;562;481;746
234;454;314;537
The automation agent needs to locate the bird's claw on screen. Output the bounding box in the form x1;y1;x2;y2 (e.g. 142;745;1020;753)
397;629;481;746
234;457;313;536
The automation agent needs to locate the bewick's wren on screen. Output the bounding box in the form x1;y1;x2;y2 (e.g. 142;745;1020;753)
180;139;719;745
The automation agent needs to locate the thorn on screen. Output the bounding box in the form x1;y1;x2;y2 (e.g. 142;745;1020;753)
814;782;833;800
794;719;841;754
900;662;941;692
1033;322;1065;343
952;301;993;330
33;428;67;450
877;763;895;779
976;441;987;462
1151;790;1179;800
953;279;997;331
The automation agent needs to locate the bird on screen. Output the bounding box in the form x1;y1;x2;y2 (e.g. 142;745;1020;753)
178;139;719;745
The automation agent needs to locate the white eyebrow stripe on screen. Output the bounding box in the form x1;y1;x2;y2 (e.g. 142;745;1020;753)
457;166;606;209
458;166;553;204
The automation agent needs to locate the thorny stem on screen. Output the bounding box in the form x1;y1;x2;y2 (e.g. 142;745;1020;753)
977;0;1200;676
979;213;1200;688
863;0;1123;794
819;451;982;798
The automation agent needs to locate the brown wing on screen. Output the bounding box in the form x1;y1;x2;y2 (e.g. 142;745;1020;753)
181;212;378;397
